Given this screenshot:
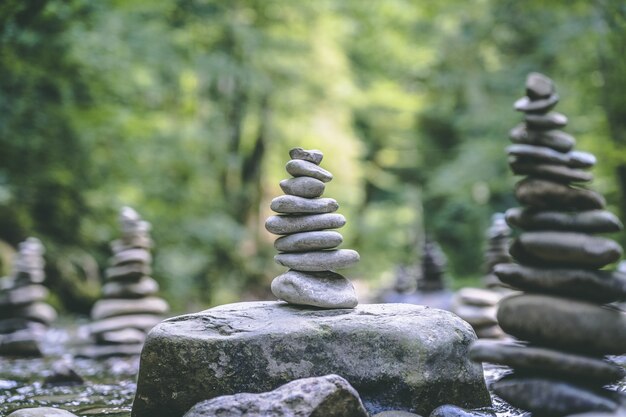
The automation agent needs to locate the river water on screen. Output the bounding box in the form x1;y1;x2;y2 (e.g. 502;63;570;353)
0;326;623;416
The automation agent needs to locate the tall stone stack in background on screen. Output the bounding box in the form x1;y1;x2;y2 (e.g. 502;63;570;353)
470;73;626;415
0;237;56;356
81;207;169;358
452;214;513;339
265;147;360;309
410;238;453;310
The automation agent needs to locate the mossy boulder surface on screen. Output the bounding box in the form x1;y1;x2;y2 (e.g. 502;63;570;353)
131;301;490;417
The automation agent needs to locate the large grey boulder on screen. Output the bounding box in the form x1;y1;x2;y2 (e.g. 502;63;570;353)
182;374;367;417
132;301;490;417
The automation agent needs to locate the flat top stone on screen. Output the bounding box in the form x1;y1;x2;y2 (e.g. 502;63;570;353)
289;147;323;165
526;72;554;99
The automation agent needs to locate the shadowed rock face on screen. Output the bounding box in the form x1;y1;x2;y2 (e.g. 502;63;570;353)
131;301;490;417
470;72;626;416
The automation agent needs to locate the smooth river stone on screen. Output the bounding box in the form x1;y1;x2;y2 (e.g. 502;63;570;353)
105;263;152;281
455;288;502;307
525;112;568;130
265;213;346;235
91;297;169;320
505;208;623;233
88;314;163;336
11;302;57;325
452;304;497;327
131;301;490;417
102;276;160;299
470;340;625;385
7;408;79;417
429;405;495;417
514;93;559;113
271;270;357;308
280;177;325;198
526;72;555;99
0;285;48;308
270;195;338;214
275;249;359;271
97;328;147;345
285;159;333;182
509;159;593;183
492;377;619;416
515;178;606;210
510;231;622;268
494;263;626;303
497;294;626;355
289;147;323;165
274;231;343;252
510;124;575;152
111;248;152;266
507;144;595;168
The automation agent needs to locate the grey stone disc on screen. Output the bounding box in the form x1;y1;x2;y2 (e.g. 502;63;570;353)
274;249;360;271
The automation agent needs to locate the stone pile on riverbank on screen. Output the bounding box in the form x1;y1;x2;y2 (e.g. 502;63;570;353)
470;72;626;416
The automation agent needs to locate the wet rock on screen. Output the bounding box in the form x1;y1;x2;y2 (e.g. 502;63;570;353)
131;301;490;417
182;374;368;417
7;408;78;417
271;270;357;308
373;411;424;417
44;359;84;387
279;177;325;198
505;208;622;233
497;294;626;355
429;404;495;417
470;340;625;384
493;377;619;416
274;231;343;252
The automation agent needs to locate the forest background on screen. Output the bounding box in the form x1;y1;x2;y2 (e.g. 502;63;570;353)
1;0;625;313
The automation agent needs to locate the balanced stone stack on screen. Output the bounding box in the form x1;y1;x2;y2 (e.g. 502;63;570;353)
452;214;513;339
470;73;626;415
0;237;56;356
411;238;453;311
265;148;360;309
83;207;169;357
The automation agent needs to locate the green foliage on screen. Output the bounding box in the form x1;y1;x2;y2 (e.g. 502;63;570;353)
0;0;624;311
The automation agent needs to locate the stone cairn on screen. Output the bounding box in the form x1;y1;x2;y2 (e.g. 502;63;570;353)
265;147;360;309
452;214;513;339
83;207;169;357
0;237;56;356
418;238;447;292
470;73;626;415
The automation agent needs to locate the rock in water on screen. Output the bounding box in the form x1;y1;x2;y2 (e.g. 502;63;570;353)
470;72;626;415
131;301;490;417
7;408;79;417
0;237;54;357
182;374;368;417
78;207;169;358
265;147;360;309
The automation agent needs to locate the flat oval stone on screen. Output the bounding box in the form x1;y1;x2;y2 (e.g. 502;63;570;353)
470;340;625;385
497;294;626;355
429;405;495;417
91;297;169;320
275;231;343;252
105;263;152;281
494;263;626;303
102;276;160;299
11;302;57;325
492;377;619;415
525;112;568;130
286;159;333;182
507;144;595;168
452;304;497;327
265;213;346;235
505;208;623;233
289;147;323;165
88;314;163;336
280;177;325;198
510;231;622;268
274;249;359;271
514;93;559;113
0;285;49;308
454;288;501;307
515;178;606;210
270;195;338;214
510;124;575;152
271;270;358;308
509;158;593;183
97;328;147;345
110;248;152;266
7;408;79;417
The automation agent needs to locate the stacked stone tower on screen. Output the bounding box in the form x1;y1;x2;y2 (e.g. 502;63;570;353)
265;147;360;309
84;207;169;357
0;237;56;356
483;213;512;289
470;73;626;415
418;238;447;292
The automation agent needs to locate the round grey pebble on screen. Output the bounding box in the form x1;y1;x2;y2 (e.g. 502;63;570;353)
280;177;325;198
271;270;358;308
526;72;555;99
275;231;343;252
274;249;360;271
514;93;559;113
286;159;333;182
265;213;346;235
270;195;338;214
289;147;323;165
